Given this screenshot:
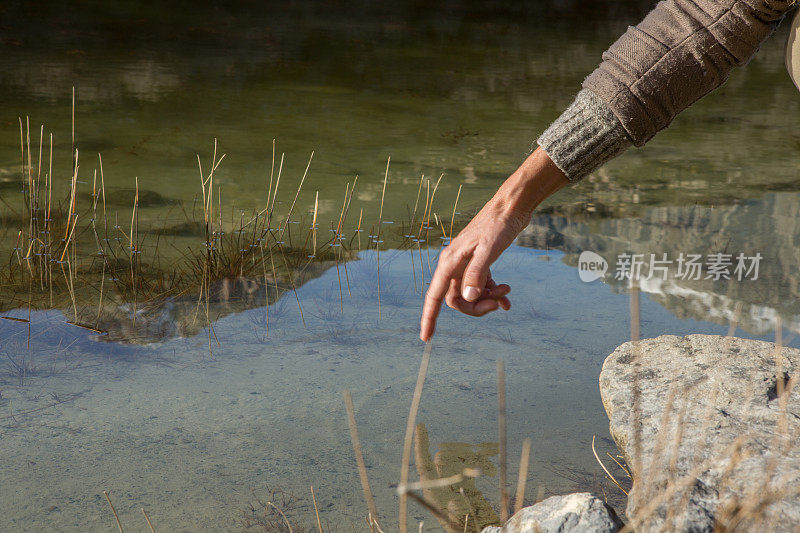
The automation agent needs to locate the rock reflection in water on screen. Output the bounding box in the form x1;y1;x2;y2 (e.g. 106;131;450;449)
91;257;342;344
517;192;800;336
414;423;499;532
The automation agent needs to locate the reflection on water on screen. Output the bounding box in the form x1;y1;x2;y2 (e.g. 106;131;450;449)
414;423;499;532
1;0;799;530
520;192;800;336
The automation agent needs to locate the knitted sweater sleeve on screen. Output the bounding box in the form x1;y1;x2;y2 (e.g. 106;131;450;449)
538;0;796;182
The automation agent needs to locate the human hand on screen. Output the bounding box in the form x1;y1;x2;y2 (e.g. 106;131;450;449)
419;148;568;342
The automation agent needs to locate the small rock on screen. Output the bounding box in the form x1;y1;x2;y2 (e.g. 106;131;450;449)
481;493;623;532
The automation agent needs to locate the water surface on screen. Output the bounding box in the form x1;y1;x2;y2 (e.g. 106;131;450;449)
0;1;798;531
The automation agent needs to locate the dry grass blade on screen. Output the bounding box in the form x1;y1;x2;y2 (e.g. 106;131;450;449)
630;281;640;342
449;184;462;241
398;470;478;494
141;508;156;533
498;359;508;522
103;490;124;533
311;485;323;533
514;438;532;514
377;157;389;320
279;151;314;240
344;390;381;527
267;501;293;533
591;435;628;495
400;342;432;533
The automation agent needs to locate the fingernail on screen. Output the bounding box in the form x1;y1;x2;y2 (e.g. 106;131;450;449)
463;286;480;301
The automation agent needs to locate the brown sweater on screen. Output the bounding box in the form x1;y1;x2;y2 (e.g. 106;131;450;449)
538;0;797;181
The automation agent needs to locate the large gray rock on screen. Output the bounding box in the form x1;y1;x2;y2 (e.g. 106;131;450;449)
481;493;623;533
600;334;800;531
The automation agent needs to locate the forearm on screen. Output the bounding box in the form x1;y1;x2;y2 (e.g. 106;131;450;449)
492;147;569;220
585;0;795;146
538;0;796;182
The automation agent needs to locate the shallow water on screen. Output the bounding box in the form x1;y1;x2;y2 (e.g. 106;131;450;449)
1;1;799;531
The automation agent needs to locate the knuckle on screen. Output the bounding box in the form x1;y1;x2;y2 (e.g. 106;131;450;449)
464;266;485;280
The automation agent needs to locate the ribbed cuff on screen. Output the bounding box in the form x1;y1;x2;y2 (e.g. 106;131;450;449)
537;88;632;182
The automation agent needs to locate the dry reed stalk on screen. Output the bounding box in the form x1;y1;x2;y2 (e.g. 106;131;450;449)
46;133;54;303
424;174;444;239
129;176;139;251
398;472;468;494
375;158;390;320
629;281;640;342
130;176;140;326
437;216;447;242
279;151;314;241
417;179;431;239
141;508;156;533
449;184;462;242
71;87;75;174
62;149;79;245
267;139;276;213
357;208;363;250
410;174;424;231
399;342;432;533
591;435;627;495
271;152;285;218
99;153;107;240
332;181;353;303
103;491;124;533
340;178;358;297
727;301;742;337
344;390;381;527
514;438;532;514
311;191;319;257
498;359;508;522
335;183;350;238
18;117;24;195
60;213;79;263
266;501;293;533
311;485;323;533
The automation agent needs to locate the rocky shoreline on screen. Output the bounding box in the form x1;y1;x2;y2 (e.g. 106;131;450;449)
485;334;800;532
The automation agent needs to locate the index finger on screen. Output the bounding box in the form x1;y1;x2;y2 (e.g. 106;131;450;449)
420;250;469;341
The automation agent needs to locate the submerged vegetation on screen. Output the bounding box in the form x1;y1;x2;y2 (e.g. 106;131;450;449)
1;103;474;347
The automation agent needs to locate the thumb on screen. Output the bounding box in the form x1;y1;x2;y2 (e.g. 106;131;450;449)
461;246;493;302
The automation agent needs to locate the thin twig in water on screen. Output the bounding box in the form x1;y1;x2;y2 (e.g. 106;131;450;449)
498;359;508;522
376;157;389;320
514;438;532;514
592;435;628;495
103;491;124;533
311;485;323;533
141;508;156;533
344;390;381;527
400;342;432;533
267;501;293;533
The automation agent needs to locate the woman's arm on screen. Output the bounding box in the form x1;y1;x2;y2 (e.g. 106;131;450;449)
541;0;796;181
419;148;568;342
420;0;797;342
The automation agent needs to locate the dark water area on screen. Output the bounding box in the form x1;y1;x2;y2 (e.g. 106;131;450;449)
0;0;798;531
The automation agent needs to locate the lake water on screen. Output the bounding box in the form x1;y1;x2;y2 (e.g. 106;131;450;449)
0;1;798;531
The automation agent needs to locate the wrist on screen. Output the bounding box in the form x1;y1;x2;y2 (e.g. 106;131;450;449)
493;147;569;220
